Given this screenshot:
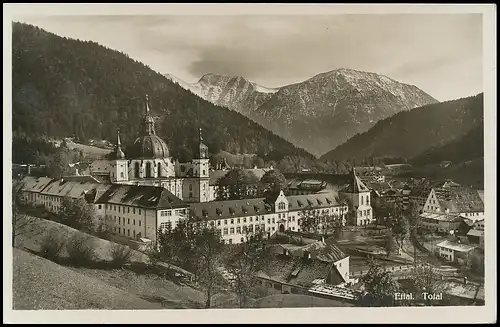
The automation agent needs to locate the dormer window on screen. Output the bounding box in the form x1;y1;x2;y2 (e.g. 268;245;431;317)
216;208;222;216
317;199;322;205
229;207;235;215
278;202;286;210
307;199;313;206
202;209;208;217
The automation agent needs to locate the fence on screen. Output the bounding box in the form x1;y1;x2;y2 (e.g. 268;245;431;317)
349;263;430;278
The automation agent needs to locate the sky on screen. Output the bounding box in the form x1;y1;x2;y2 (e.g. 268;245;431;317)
16;14;483;102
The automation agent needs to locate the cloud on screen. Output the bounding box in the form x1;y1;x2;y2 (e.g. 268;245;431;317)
17;13;483;100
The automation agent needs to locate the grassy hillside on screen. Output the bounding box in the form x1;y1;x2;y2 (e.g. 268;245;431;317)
321;94;483;161
12;22;313;162
12;248;160;310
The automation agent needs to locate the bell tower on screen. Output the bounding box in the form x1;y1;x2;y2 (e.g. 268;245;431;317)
111;128;129;182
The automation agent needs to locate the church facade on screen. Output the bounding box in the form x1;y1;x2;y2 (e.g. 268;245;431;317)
88;95;212;203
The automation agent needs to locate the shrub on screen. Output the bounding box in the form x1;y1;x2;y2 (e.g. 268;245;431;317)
66;233;96;266
145;243;162;268
109;243;134;268
39;228;66;261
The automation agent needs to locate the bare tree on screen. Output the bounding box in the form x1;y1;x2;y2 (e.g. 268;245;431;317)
405;264;445;306
225;230;270;308
195;225;225;308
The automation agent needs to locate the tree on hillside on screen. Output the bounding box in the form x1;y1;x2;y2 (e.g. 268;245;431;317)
258;169;288;200
43;150;73;179
58;196;96;232
360;257;400;307
196;225;226;308
12;22;314;164
157;212;225;308
215;168;259;200
224;229;271;308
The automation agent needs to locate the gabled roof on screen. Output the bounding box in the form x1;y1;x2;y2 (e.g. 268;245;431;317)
286;192;340;211
275;238;348;263
96;184;186;209
342;169;370;193
255;255;340;288
419;212;464;222
466;229;484;237
40;178;102;199
434;187;484;213
59;175;102;183
189;198;270;220
19;176;54;193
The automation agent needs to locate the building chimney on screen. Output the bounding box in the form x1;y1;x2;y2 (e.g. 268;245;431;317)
321;236;325;243
464;277;468;285
27;164;31;175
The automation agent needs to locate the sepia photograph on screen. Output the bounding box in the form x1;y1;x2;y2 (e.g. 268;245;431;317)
3;3;496;324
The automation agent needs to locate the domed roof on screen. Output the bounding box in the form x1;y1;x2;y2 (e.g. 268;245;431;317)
125;94;170;159
128;134;170;159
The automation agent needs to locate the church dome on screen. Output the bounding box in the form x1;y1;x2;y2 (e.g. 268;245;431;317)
126;94;170;159
128;134;170;159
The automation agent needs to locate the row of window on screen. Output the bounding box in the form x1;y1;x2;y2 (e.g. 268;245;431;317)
115;227;141;238
464;212;481;217
159;209;186;217
107;215;142;227
358;209;371;217
106;204;143;215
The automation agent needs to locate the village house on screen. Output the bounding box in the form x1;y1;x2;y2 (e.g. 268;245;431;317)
466;218;485;249
418;212;464;234
254;237;358;303
422;186;484;218
436;240;476;265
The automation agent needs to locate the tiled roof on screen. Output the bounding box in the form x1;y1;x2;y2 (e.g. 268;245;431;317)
434;187;484;213
437;240;476;252
342;169;370;193
19;176;54;193
419;212;464;222
96;184;186;209
189;198;270;220
466;229;484;237
256;255;341;288
40;179;102;199
189;192;343;221
284;173;352;185
277;238;348;263
60;175;102;183
287;179;327;191
286;192;340;211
